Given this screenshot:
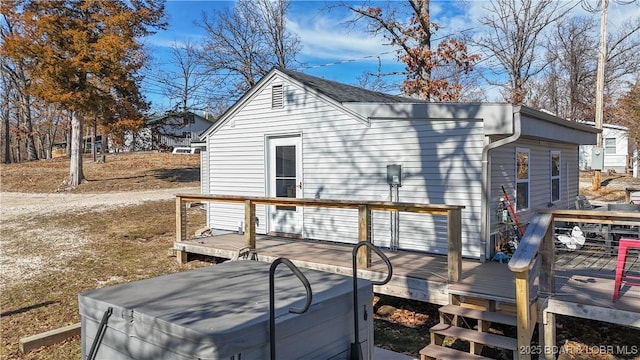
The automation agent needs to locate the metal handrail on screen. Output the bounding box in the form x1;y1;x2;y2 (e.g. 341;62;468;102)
350;242;393;360
86;307;113;360
269;258;312;360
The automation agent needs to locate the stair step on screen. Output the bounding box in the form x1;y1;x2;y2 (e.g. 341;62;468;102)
430;323;518;351
439;305;517;327
447;288;517;304
419;344;493;360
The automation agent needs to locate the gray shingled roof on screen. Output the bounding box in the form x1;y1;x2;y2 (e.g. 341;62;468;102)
279;68;419;104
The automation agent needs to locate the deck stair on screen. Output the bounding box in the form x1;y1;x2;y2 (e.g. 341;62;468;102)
420;303;518;360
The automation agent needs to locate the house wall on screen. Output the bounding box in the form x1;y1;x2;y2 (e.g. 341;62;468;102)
579;125;628;173
303;117;485;257
207;75;486;258
489;138;579;246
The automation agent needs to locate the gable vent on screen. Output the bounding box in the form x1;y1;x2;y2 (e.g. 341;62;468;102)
271;84;284;109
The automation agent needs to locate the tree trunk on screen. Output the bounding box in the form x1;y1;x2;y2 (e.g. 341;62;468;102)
19;91;38;161
91;121;97;162
69;112;85;186
66;112;72;158
2;103;10;164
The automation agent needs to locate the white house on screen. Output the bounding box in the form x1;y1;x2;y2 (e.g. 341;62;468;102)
199;68;598;261
579;122;632;174
121;111;215;151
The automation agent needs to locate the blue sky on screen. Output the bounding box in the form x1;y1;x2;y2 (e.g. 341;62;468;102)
142;0;640;112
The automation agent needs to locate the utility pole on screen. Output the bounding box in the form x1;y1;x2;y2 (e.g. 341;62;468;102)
593;0;608;191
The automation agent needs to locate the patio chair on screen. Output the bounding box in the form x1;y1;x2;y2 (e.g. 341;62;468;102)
613;238;640;302
574;195;603;240
575;195;599;210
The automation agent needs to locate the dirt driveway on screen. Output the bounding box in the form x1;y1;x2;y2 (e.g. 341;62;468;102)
0;187;200;288
0;187;200;221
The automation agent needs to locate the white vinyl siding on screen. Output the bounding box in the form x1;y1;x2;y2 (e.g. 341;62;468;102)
489;140;578;237
579;124;628;173
303;118;484;256
207;76;485;257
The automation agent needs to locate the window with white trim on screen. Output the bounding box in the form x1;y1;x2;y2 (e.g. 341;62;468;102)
550;151;561;202
516;148;530;211
605;137;616;154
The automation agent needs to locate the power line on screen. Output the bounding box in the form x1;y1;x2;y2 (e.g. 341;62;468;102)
295;49;398;70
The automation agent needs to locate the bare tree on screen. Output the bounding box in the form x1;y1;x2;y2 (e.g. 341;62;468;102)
528;17;597;120
613;80;640;150
527;62;567;117
1;6;38;161
337;0;480;101
199;0;300;96
0;58;13;163
603;17;640;99
474;0;578;105
255;0;299;69
554;17;597;120
527;14;639;121
153;41;214;114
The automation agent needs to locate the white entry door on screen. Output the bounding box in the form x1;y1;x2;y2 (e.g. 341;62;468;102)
267;136;303;235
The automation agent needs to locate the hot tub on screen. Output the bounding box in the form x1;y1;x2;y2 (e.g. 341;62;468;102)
79;260;373;359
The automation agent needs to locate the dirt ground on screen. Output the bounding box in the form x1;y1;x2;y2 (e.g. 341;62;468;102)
1;154;639;359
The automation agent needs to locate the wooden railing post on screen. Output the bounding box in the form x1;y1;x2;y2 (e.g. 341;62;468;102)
175;197;188;264
447;208;462;282
244;200;256;249
357;205;371;268
539;217;555;297
540;216;556;360
508;213;553;360
515;270;531;360
176;197;187;242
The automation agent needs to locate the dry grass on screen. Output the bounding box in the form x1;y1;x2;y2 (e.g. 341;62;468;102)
0;152;207;359
0;200;208;359
578;171;640;203
0;151;200;193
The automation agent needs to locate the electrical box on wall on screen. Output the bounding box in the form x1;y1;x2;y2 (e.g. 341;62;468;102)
386;164;402;186
591;147;604;170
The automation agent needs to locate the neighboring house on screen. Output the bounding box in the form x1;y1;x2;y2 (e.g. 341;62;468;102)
199;68;598;261
52;134;105;157
579;122;633;173
121;111;214;151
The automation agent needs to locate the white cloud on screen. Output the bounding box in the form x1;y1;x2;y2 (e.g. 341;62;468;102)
288;11;400;64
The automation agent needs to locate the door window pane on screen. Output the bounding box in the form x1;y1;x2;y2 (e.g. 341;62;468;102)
275;145;296;211
276;179;296;198
276;146;296;177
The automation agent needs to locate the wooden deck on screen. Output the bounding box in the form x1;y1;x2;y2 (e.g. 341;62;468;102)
175;233;640;324
173;197;640;359
175;233;516;306
546;249;640;327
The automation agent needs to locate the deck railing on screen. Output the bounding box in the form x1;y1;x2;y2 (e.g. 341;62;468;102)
175;194;465;282
508;213;554;360
508;209;640;360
